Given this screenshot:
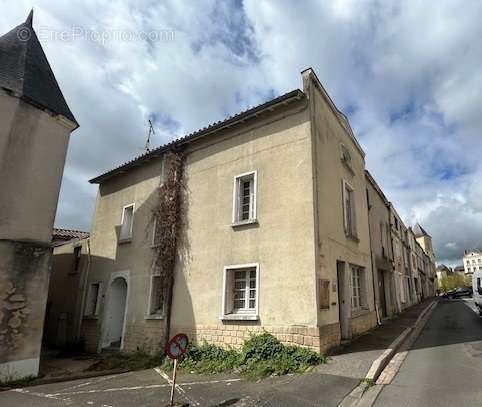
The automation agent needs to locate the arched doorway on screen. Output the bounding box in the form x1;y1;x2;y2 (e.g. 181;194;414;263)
102;277;128;350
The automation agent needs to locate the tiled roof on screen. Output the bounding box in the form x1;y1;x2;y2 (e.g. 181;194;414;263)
0;11;78;126
89;89;305;184
52;228;89;242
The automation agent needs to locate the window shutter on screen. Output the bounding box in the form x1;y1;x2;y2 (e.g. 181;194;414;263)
342;181;348;233
224;271;234;315
319;279;330;310
351;191;357;237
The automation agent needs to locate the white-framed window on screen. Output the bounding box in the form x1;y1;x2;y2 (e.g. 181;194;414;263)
119;204;135;242
342;180;357;238
84;282;102;317
146;275;164;318
232;171;257;224
380;222;386;256
400;274;406;303
221;263;259;320
350;266;366;310
393;239;400;261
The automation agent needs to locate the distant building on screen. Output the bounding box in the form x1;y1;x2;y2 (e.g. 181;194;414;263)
0;13;78;380
44;229;90;349
453;265;465;275
436;264;452;289
463;250;482;275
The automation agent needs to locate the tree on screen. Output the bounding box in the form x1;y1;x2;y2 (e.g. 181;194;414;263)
439;273;471;293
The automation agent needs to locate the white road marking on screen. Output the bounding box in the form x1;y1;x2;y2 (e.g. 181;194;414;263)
11;388;71;402
154;367;201;406
65;373;124;390
16;376;243;399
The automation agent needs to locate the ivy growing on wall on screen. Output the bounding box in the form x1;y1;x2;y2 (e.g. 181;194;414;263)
151;150;185;345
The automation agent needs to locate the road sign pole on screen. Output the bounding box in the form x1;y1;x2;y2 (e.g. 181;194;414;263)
169;358;178;407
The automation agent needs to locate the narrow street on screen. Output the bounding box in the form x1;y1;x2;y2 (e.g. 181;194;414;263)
374;299;482;406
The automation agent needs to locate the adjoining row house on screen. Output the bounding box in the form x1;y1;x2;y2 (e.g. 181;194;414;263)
366;173;436;321
49;69;436;357
43;229;90;349
0;13;78;380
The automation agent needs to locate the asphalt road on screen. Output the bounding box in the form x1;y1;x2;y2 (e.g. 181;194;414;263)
374;298;482;407
0;366;358;407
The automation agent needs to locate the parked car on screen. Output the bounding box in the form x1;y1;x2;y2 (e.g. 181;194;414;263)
442;287;472;299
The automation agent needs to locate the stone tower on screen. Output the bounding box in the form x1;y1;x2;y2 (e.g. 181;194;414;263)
0;11;78;380
413;223;435;262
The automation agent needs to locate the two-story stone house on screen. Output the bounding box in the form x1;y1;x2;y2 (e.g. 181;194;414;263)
80;68;377;355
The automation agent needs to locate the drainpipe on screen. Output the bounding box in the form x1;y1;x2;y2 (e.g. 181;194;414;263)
366;188;381;325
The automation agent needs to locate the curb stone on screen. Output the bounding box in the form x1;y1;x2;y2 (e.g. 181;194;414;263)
365;299;436;382
338;299;437;407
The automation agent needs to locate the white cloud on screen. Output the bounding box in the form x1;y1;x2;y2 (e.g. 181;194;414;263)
1;0;482;264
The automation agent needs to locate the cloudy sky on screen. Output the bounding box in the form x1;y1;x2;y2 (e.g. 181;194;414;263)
2;0;481;265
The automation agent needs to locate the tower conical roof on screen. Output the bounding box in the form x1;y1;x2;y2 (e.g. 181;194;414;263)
413;223;430;238
0;11;78;126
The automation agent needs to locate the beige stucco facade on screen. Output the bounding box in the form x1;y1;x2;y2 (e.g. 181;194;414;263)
81;69;377;355
0;14;78;380
0;94;76;379
44;237;90;348
366;172;397;319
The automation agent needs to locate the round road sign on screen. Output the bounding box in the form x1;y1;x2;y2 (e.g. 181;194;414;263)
165;333;189;359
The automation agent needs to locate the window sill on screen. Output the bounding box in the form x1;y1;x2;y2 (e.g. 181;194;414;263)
220;314;259;321
345;233;360;243
145;314;164;320
231;219;258;228
118;237;133;245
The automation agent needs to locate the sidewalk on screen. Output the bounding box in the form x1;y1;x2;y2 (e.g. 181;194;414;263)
316;299;434;380
2;300;435;406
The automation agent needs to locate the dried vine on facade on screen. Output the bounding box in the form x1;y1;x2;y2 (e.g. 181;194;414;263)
151;150;185;345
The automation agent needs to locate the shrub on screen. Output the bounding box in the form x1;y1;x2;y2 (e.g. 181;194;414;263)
241;332;284;363
174;333;326;380
179;343;240;374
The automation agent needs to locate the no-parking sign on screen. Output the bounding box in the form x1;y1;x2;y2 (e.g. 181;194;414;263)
165;333;189;359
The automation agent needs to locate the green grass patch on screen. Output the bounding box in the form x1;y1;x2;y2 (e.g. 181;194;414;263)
87;351;163;372
167;332;326;380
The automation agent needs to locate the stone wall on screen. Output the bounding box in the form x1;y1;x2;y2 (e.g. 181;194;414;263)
80;319;102;353
350;310;377;336
171;322;342;354
123;321;165;354
0;240;51;380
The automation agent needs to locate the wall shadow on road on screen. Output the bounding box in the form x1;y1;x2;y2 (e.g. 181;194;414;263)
410;299;482;351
